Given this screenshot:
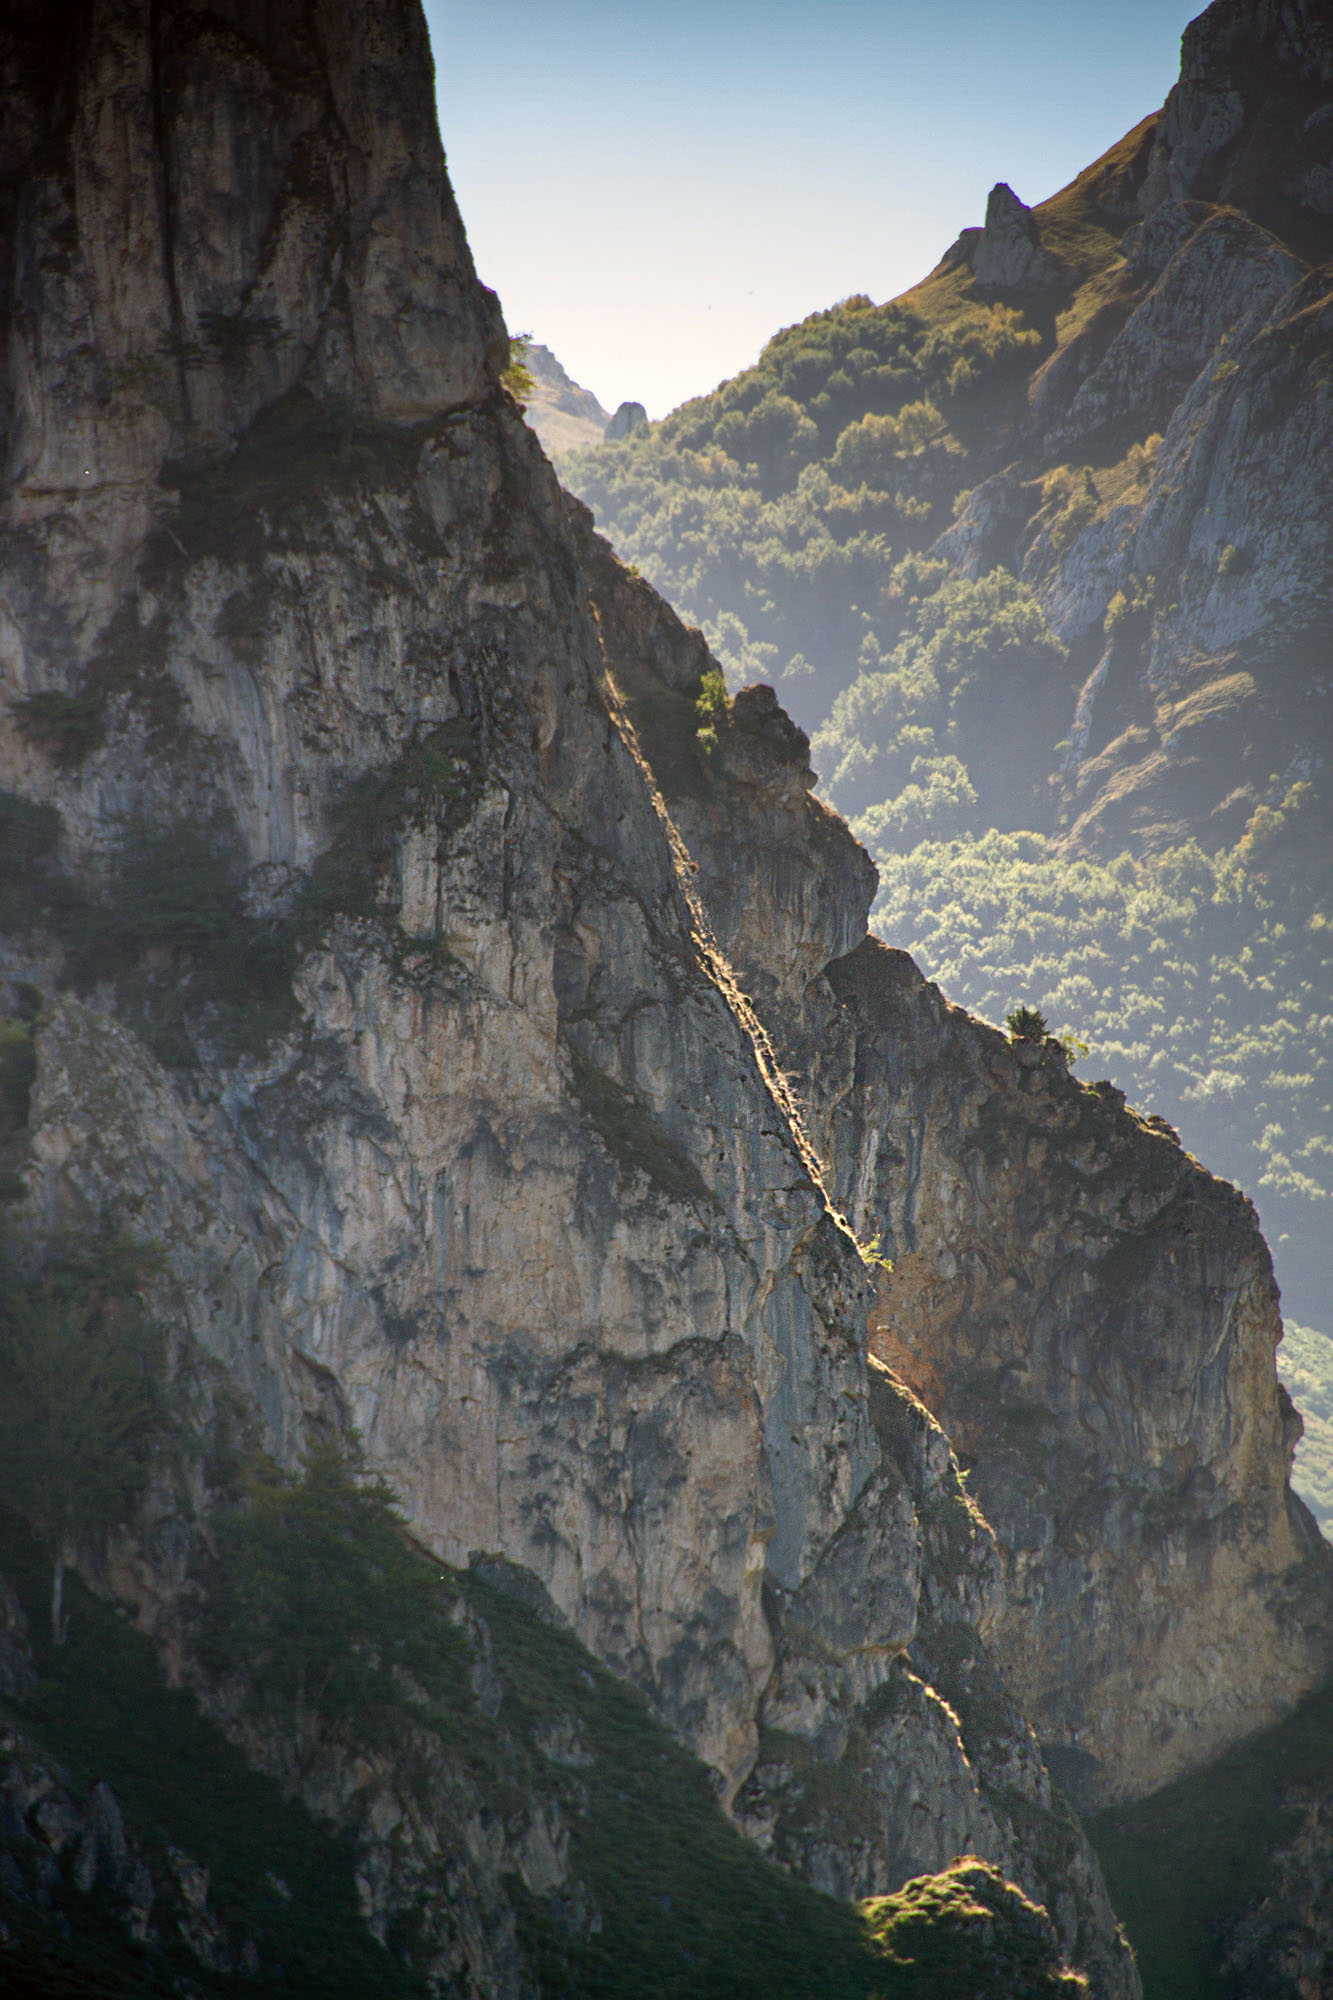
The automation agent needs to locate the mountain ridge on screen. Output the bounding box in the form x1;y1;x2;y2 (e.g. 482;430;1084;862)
0;0;1329;1993
561;0;1333;1399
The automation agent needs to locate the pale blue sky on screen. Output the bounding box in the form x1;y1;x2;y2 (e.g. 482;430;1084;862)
425;2;1200;416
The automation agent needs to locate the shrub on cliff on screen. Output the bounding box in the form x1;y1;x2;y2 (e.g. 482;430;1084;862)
70;812;299;1060
204;1443;466;1738
0;1233;168;1642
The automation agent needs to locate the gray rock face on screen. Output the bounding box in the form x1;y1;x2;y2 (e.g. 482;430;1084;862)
0;0;505;625
971;183;1070;293
1049;209;1302;449
0;1729;157;1942
0;4;1141;1991
938;122;1333;864
605;400;648;440
819;944;1333;1810
609;632;1333;1814
1138;0;1333;224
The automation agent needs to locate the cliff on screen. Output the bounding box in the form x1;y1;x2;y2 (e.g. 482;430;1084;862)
1;1;1328;1994
560;0;1333;1357
594;530;1333;1822
941;0;1333;858
0;1;1138;1993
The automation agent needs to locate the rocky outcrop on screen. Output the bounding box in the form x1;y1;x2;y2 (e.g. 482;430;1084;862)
0;0;504;636
0;1;1139;1992
971;184;1071;294
820;946;1333;1811
737;1359;1133;2000
519;342;612;455
604;400;648;441
1;1733;161;1952
601;613;1333;1815
1137;0;1333;241
955;5;1333;864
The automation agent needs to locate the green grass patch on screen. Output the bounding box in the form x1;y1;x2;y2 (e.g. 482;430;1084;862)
862;1860;1086;1996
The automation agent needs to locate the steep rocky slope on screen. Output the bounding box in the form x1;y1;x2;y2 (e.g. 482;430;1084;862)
587;535;1333;1824
0;1496;1096;2000
562;0;1333;1351
939;0;1333;857
2;0;1330;1993
0;0;1140;1993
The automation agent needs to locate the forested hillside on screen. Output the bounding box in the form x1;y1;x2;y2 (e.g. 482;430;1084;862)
561;2;1333;1515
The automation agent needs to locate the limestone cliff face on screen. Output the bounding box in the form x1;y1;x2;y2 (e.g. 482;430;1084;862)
4;89;871;1784
0;3;1137;1993
609;645;1333;1814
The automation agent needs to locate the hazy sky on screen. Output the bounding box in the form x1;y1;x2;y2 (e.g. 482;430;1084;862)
425;1;1200;418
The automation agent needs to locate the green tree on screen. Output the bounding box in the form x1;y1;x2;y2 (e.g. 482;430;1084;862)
502;331;536;405
1005;1004;1049;1041
206;1443;456;1742
0;1236;167;1642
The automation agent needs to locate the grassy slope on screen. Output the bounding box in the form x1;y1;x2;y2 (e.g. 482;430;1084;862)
0;1508;1083;2000
0;1511;423;2000
1087;1676;1333;1999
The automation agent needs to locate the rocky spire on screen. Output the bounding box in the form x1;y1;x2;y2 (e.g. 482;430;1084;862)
970;182;1070;291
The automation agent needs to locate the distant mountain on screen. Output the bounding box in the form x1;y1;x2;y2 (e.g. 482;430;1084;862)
563;0;1333;1460
517;342;649;456
519;341;612;452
